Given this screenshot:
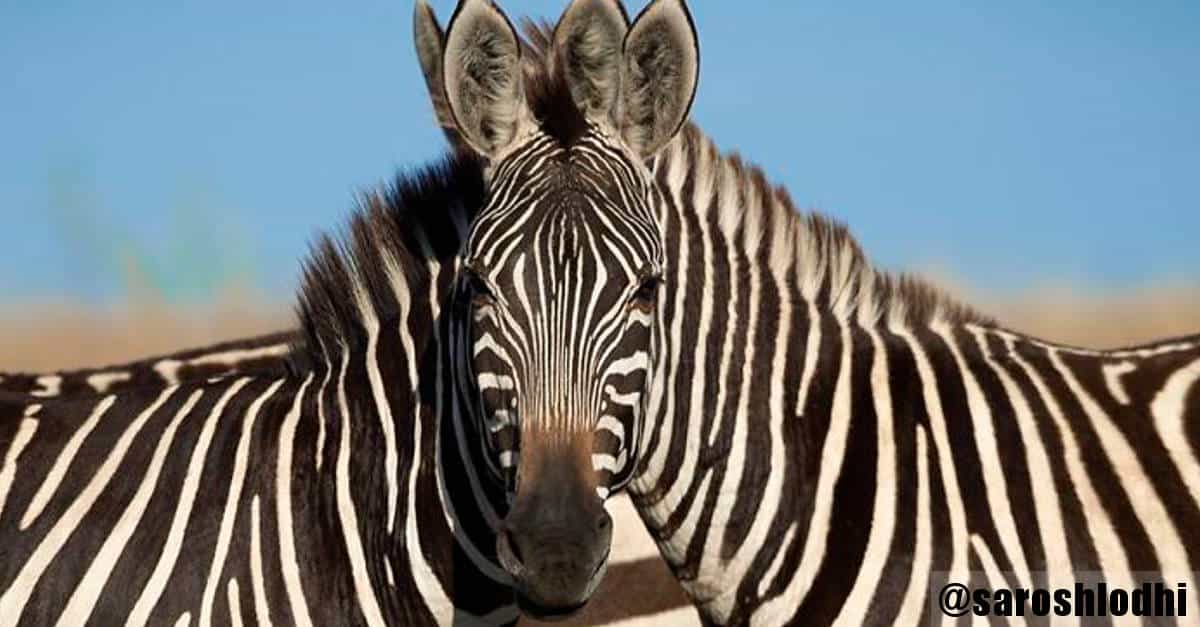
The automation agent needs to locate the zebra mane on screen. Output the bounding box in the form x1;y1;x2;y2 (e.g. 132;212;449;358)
511;21;985;329
292;152;485;367
664;124;991;329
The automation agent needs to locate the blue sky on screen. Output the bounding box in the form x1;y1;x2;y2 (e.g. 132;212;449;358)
1;0;1197;303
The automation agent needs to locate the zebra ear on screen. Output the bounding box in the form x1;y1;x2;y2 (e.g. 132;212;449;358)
554;0;630;122
442;0;532;158
619;0;699;158
413;1;461;147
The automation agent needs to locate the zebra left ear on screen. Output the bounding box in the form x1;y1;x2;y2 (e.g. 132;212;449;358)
441;0;533;158
619;0;699;158
554;0;631;122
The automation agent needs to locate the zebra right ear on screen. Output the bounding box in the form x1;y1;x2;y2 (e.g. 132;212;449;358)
619;0;699;158
441;0;534;159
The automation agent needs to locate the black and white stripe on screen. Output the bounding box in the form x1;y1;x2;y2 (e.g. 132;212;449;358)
626;122;1200;625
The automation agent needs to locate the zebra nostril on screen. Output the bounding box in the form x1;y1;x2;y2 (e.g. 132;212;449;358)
596;510;612;532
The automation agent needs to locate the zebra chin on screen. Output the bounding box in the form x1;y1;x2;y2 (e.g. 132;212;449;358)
498;531;611;621
495;508;613;619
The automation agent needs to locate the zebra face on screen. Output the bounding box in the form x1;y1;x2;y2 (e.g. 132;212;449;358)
462;135;663;497
460;131;663;617
427;0;698;616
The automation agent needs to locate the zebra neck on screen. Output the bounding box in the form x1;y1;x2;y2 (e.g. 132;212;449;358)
305;314;517;622
627;122;998;623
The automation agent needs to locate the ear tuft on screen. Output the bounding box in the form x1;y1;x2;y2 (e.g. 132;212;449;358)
554;0;630;121
620;0;699;158
442;0;530;157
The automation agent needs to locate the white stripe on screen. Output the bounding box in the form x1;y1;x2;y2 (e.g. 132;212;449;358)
935;323;1031;588
0;390;176;623
60;384;238;626
334;352;388;627
1150;357;1200;511
86;371;132;393
250;495;275;627
227;578;244;627
198;379;285;627
606;351;650;377
151;345;290;387
153;360;184;385
752;323;854;626
315;364;332;473
277;374;316;627
21;395;116;529
32;375;62;398
1101;361;1137;405
794;302;821;416
185;344;291;367
833;328;898;626
893;426;932;625
363;322;400;534
174;612;192;627
592;453;620;473
1048;347;1194;595
0;418;38;520
126;387;226;627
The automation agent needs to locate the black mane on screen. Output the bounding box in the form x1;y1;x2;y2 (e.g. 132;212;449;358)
292;152;484;368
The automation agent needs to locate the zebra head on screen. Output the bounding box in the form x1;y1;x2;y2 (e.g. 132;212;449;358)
418;0;698;618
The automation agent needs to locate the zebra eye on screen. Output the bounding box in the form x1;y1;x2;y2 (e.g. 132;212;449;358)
630;276;660;306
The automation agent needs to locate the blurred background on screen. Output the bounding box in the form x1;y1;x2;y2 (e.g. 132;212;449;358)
2;0;1198;371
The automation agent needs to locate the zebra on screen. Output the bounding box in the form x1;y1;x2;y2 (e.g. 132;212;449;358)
407;0;1200;625
3;1;1196;626
0;1;701;618
0;332;296;399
